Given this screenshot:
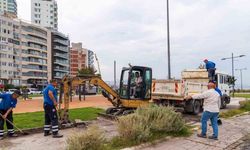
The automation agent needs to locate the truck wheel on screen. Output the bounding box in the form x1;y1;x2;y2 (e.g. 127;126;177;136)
184;100;193;114
193;100;201;115
184;100;201;114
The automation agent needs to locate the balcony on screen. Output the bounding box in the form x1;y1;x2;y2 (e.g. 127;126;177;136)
22;65;47;71
54;60;69;66
27;44;47;52
54;39;68;46
54;46;68;52
54;74;65;79
22;72;47;78
26;54;45;59
26;35;47;45
54;53;68;59
52;31;67;39
22;27;47;38
23;59;47;65
54;69;69;73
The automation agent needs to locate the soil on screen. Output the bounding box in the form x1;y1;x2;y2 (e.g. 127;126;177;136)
14;95;112;114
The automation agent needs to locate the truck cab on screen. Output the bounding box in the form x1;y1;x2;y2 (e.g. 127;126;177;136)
215;71;232;108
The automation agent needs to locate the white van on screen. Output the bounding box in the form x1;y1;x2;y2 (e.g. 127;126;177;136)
27;88;42;95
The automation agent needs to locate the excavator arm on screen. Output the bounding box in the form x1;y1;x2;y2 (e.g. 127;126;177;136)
59;75;120;123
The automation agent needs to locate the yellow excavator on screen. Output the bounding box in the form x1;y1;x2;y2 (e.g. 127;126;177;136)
58;65;152;123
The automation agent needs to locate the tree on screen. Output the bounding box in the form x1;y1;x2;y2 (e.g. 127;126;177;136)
78;67;95;76
228;76;237;86
4;84;15;90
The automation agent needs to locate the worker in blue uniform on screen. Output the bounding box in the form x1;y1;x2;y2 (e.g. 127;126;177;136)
0;90;21;140
204;59;216;81
43;79;63;138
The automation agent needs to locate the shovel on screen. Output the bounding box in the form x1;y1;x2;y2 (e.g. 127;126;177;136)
0;113;29;135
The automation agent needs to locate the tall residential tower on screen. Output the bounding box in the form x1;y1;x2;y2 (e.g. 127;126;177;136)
31;0;58;30
0;0;17;17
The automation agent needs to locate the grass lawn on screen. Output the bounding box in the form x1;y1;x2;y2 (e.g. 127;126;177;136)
12;107;104;129
233;93;250;99
220;100;250;118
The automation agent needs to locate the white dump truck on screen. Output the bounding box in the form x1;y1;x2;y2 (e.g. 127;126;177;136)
152;69;231;114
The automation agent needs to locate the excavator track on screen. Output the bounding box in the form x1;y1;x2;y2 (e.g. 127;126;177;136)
98;107;135;120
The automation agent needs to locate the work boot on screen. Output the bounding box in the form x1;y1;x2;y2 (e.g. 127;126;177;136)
44;132;52;136
208;135;218;140
52;133;63;138
217;119;222;125
8;133;18;137
197;133;207;138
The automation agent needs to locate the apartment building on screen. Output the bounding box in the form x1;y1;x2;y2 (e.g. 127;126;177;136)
88;50;95;69
31;0;58;30
0;15;20;85
70;43;88;76
51;31;70;79
0;0;17;18
70;43;95;76
0;15;52;89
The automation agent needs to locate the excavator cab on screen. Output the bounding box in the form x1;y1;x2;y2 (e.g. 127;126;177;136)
119;66;152;101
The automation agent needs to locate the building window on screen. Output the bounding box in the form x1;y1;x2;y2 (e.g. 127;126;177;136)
35;8;41;12
35;14;40;18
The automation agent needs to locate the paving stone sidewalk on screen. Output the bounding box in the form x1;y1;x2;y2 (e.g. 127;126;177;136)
136;114;250;150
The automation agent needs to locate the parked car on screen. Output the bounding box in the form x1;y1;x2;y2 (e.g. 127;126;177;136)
5;89;18;94
27;88;42;95
85;86;97;95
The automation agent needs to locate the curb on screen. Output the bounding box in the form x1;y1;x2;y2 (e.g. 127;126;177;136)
14;121;90;136
121;136;173;150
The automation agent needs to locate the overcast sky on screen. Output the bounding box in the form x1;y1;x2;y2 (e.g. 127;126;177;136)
17;0;250;88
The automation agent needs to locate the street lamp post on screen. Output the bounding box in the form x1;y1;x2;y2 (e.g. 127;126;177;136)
114;60;116;89
235;68;247;90
221;53;246;97
166;0;171;79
